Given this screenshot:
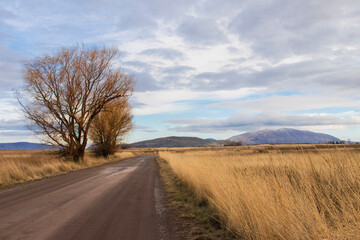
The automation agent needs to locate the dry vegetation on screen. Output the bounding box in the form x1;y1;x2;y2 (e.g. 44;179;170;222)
159;145;360;240
0;150;134;188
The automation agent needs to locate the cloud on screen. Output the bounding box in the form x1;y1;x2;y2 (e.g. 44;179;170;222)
249;57;360;92
228;0;360;59
3;0;360;96
169;111;360;133
194;70;244;90
110;0;194;20
0;130;33;137
134;125;158;133
0;45;24;97
0;9;15;24
140;48;184;60
191;56;360;93
123;61;152;71
177;16;228;45
210;94;360;112
132;87;261;115
162;65;195;75
117;13;158;31
128;70;161;92
0;119;28;131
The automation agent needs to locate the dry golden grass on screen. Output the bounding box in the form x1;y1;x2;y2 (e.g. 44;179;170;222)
0;150;134;188
159;146;360;239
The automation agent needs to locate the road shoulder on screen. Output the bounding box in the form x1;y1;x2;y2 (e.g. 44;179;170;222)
157;157;237;240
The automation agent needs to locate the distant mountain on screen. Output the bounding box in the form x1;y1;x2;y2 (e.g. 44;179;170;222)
227;128;341;145
204;138;216;141
0;142;55;150
130;136;223;148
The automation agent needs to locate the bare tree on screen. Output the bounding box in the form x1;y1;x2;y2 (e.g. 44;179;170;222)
19;46;134;162
89;98;133;157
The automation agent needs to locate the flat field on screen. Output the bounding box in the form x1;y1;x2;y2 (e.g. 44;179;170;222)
0;150;134;188
159;144;360;240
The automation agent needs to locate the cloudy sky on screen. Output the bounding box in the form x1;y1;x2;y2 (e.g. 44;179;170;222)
1;0;360;143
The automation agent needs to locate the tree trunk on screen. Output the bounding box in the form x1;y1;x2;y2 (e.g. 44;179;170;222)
72;147;85;162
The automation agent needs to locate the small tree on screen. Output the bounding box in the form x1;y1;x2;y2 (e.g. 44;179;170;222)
19;46;134;162
89;98;133;157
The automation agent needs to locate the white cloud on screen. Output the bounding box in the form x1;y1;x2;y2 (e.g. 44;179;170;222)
169;111;360;133
210;94;360;112
132;87;262;115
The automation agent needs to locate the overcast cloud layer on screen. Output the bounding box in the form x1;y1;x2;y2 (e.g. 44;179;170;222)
1;0;360;142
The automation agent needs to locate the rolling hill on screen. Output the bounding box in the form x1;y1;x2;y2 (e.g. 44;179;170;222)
0;142;55;150
227;128;341;145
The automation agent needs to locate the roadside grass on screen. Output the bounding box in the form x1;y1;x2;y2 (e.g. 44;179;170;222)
157;157;236;240
0;150;134;188
159;146;360;240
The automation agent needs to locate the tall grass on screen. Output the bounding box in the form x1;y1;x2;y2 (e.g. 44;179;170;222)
159;147;360;239
0;150;134;187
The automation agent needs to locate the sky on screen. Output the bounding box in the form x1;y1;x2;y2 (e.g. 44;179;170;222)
1;0;360;143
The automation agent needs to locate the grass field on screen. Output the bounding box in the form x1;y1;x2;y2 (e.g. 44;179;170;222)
159;145;360;240
0;150;134;188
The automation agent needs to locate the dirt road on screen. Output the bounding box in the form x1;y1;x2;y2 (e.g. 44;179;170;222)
0;155;174;240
